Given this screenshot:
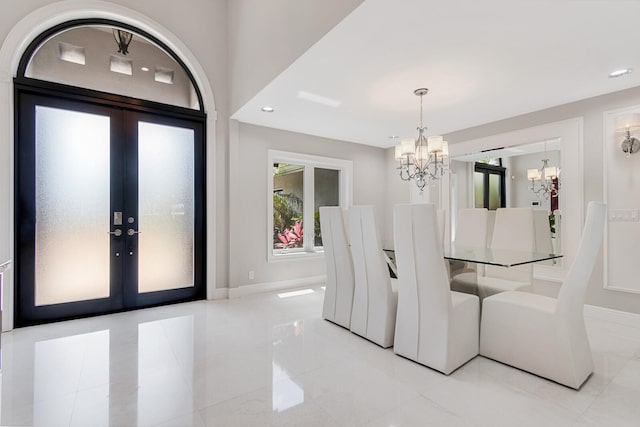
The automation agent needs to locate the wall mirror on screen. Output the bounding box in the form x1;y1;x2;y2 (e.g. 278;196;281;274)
442;118;584;281
450;139;562;265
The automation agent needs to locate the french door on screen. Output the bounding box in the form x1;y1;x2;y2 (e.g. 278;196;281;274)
474;162;506;210
15;90;205;326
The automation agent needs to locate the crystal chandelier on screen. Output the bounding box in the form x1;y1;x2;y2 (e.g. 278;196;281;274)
394;88;449;192
527;155;560;200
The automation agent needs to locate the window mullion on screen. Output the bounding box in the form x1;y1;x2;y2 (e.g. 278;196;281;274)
303;165;315;252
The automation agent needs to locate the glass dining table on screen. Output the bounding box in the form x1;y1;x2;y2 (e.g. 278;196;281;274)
442;245;562;267
383;245;562;278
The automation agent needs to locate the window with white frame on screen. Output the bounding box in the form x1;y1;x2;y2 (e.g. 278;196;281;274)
268;150;352;259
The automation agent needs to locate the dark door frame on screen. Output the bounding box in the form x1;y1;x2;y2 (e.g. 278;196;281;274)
474;162;506;210
14;81;206;327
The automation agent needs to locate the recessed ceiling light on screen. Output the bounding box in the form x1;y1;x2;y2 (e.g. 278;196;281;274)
141;66;150;72
261;106;274;113
388;135;399;139
609;68;633;78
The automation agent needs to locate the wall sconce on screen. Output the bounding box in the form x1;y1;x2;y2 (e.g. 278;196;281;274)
616;113;640;157
113;29;133;55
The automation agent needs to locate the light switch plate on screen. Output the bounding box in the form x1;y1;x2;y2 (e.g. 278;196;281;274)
609;209;640;222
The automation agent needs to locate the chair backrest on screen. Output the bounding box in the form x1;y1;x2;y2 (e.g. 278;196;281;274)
486;210;496;247
349;206;396;342
393;204;451;362
319;206;354;327
455;208;489;248
437;209;446;246
533;210;553;253
556;202;606;317
486;207;535;281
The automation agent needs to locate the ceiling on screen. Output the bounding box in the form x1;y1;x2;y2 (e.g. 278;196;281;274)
232;0;640;149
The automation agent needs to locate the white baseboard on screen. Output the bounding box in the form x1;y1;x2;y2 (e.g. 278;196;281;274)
208;287;229;300
584;304;640;328
228;275;326;299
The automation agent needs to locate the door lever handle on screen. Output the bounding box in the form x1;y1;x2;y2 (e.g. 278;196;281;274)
108;229;123;237
127;229;141;236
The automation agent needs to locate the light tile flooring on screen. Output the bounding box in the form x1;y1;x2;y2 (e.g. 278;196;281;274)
1;288;639;426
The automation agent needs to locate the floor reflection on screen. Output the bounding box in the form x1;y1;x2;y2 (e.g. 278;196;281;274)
0;329;110;426
272;320;304;412
1;293;639;426
0;314;195;427
136;315;194;426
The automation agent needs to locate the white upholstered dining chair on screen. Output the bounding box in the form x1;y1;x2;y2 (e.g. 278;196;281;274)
348;206;398;348
486;210;496;247
480;202;606;389
533;209;554;254
450;208;489;294
393;204;479;375
476;207;535;300
436;209;446;247
319;207;354;328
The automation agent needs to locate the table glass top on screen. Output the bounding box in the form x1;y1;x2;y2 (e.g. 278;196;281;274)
443;245;562;268
383;245;562;268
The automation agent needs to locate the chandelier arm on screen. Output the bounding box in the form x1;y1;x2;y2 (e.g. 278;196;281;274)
405;167;415;179
401;168;413;181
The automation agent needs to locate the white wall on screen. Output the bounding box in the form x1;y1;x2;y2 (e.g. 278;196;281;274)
604;105;640;295
227;0;364;114
448;160;471;240
229;121;386;289
442;85;640;315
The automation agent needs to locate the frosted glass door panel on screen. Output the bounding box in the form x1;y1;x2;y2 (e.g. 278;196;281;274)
474;172;484;209
489;174;501;210
35;106;110;306
138;122;194;293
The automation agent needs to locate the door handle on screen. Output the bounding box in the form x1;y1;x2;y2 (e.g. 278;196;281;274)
127;229;141;236
108;229;123;237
